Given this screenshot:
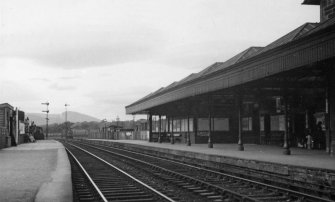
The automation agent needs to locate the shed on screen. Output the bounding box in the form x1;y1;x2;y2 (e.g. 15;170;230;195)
0;103;14;149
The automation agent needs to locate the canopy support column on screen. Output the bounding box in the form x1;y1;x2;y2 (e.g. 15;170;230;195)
208;112;213;148
158;115;162;143
208;95;213;148
187;116;191;146
149;114;152;142
237;93;244;151
283;93;291;155
329;68;335;156
171;117;174;144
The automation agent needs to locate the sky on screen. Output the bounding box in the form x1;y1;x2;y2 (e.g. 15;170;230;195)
0;0;319;121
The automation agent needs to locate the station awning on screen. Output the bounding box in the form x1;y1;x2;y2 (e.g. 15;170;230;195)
126;18;335;114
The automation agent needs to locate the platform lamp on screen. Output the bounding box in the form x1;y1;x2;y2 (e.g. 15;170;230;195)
116;115;120;140
65;104;70;139
102;118;107;139
41;102;49;140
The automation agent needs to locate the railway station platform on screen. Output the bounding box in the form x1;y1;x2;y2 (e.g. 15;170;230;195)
84;139;335;189
0;140;72;202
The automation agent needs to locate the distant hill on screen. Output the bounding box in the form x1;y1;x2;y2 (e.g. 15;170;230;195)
26;111;100;126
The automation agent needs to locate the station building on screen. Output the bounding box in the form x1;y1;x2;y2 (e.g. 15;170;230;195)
0;103;26;149
125;1;335;155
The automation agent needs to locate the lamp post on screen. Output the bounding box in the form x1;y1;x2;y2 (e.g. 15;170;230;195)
102;118;107;139
41;102;49;140
116;115;120;140
65;104;70;139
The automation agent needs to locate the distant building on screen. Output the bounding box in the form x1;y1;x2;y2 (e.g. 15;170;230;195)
0;103;26;149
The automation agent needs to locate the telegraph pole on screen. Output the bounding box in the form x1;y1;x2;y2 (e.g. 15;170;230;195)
65;104;70;139
41;102;49;140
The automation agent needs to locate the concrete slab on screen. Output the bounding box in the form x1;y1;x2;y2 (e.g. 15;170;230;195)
0;140;72;202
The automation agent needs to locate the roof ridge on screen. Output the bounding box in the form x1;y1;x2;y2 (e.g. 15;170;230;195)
292;22;318;40
236;47;257;63
233;48;250;64
296;21;327;39
292;22;310;40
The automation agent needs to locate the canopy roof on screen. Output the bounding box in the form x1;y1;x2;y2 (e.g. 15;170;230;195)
126;19;335;114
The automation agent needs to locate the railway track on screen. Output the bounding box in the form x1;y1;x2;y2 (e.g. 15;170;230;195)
66;140;334;202
64;142;176;202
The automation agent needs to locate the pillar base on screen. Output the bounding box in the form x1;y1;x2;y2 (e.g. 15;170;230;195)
171;138;174;144
283;148;291;155
187;141;191;146
238;144;244;151
208;142;213;148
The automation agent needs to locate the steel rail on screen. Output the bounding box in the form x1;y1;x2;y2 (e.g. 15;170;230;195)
66;147;108;202
68;142;176;202
75;141;259;202
79;140;334;202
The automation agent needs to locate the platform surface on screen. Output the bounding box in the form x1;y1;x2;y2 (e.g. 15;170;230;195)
0;140;72;202
89;139;335;170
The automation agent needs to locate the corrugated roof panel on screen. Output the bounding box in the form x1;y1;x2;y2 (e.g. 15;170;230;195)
199;46;264;77
297;18;335;38
295;23;319;38
197;62;224;77
236;47;264;62
131;46;265;106
163;81;178;91
255;23;318;56
177;73;198;85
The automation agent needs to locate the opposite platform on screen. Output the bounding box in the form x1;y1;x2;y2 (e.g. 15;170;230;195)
85;139;335;189
87;139;335;170
0;140;72;202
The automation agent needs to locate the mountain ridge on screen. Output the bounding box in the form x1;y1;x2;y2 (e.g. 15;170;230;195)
26;111;100;125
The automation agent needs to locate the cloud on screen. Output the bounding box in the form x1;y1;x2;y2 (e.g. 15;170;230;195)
49;83;76;91
35;42;160;68
30;77;50;82
58;76;81;80
0;80;39;103
1;21;167;69
154;39;259;70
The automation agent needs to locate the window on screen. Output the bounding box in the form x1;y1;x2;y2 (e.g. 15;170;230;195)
165;119;169;132
213;118;229;131
173;119;181;132
154;119;159;132
181;119;186;132
169;119;172;132
260;116;264;131
270;115;285;131
197;118;209;131
181;118;193;132
242;117;252;131
189;118;194;132
176;119;181;132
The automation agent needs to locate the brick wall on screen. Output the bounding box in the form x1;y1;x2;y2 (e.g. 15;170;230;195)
321;0;335;22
